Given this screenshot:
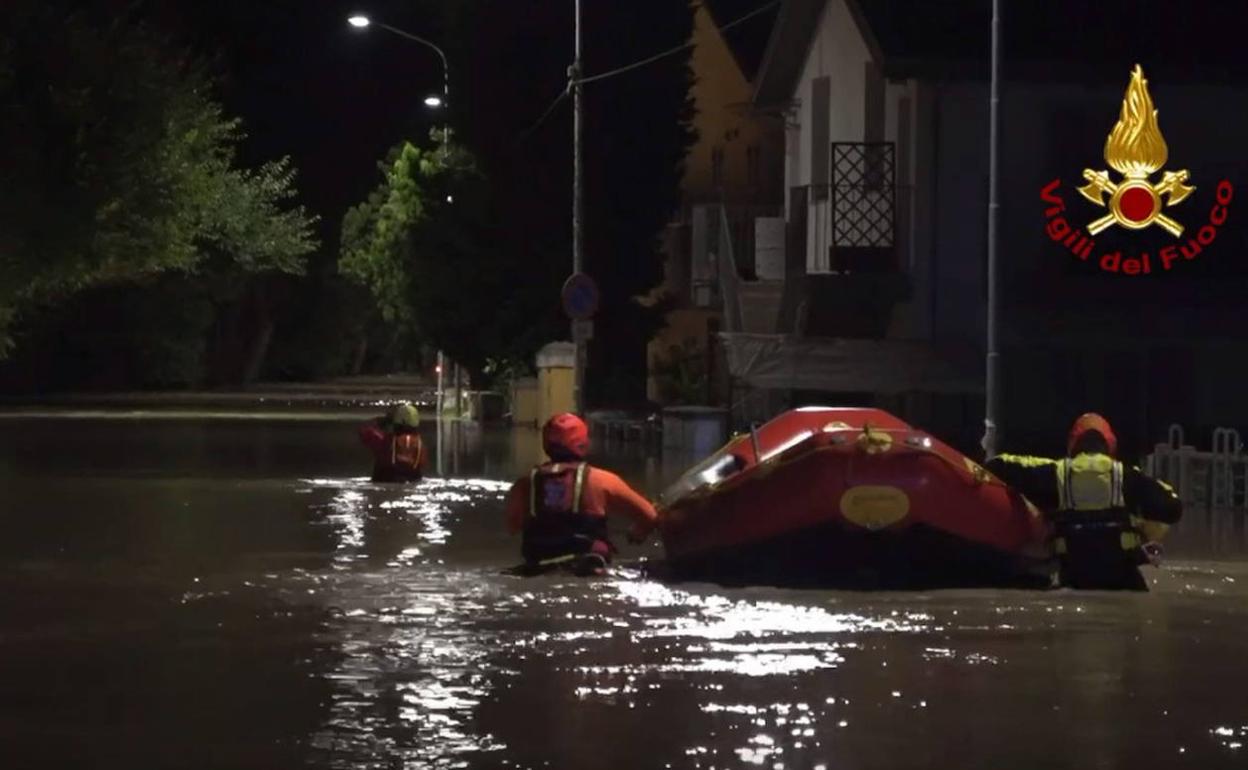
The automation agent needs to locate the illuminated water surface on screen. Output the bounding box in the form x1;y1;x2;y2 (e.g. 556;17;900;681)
1;415;1246;768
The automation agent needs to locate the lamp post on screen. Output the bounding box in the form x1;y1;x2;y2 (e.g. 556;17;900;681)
981;0;1002;459
347;14;449;144
348;13;454;466
571;0;585;414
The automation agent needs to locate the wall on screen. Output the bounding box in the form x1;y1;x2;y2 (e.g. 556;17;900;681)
649;0;786;407
682;1;785;206
924;78;1248;445
783;0;923;285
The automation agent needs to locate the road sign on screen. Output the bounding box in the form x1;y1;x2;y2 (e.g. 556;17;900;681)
572;318;593;341
561;272;600;320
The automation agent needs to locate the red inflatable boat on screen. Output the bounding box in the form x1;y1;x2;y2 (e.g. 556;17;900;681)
656;407;1052;588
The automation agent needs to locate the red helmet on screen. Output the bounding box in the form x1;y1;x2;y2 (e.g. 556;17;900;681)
542;413;589;459
1067;412;1117;456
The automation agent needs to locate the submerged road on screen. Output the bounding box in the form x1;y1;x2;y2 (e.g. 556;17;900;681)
1;415;1247;768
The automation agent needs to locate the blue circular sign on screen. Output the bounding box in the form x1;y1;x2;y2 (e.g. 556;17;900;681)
561;272;599;320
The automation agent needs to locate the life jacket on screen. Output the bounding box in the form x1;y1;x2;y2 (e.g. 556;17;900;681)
371;433;423;482
391;433;424;472
1051;453;1141;555
522;462;609;565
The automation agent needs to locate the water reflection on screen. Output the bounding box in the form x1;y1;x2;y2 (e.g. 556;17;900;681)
4;416;1248;769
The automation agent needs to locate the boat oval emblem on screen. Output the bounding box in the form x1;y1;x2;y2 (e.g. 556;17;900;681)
839;485;910;530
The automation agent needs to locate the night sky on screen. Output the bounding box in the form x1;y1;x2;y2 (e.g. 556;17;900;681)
124;0;771;254
155;0;476;242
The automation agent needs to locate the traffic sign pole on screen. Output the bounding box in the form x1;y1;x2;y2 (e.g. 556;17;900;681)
562;272;598;416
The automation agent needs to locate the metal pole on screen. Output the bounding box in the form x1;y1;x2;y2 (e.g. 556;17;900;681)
375;22;450;147
981;0;1002;459
453;361;461;417
436;350;444;476
571;0;585;415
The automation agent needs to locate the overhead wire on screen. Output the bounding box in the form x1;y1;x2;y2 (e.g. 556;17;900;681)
572;0;780;87
519;0;779;141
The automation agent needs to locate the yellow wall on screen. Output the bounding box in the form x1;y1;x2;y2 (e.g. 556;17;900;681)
644;2;785;405
538;366;575;426
511;377;539;427
509;425;545;470
682;1;785;205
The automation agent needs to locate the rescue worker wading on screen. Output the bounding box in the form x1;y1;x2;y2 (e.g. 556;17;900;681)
358;402;426;483
986;413;1182;591
505;413;658;576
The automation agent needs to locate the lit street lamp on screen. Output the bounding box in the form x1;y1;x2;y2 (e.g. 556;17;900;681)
347;12;457;456
346;13;450;139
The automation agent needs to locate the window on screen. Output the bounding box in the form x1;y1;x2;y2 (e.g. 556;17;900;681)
711;146;725;188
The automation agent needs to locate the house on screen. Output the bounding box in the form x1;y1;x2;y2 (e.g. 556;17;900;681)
738;0;1248;455
644;0;785;406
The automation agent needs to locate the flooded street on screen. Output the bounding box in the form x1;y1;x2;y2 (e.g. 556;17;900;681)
3;415;1248;769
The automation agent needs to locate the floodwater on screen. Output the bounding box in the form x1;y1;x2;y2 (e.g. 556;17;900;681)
2;414;1248;769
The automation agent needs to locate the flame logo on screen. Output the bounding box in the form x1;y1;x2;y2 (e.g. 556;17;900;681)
1078;64;1193;237
1105;65;1167;179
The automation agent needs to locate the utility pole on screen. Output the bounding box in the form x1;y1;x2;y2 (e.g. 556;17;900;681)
571;0;586;415
436;350;444;477
982;0;1002;459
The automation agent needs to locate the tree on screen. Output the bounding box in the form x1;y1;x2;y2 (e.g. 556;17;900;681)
339;135;543;384
0;3;318;359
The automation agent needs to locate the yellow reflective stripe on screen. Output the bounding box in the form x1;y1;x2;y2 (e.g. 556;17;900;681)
1112;461;1124;507
573;462;587;512
536;553;579;567
528;467;539;518
997;453;1058;467
1055;459;1071;510
1137;520;1170;543
1120;531;1141;550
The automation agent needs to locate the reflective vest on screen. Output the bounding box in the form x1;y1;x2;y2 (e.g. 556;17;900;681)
391;434;423;472
1052;453;1140;553
523;462;608;564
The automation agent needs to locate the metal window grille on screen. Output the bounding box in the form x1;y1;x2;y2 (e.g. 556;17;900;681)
830;142;896;248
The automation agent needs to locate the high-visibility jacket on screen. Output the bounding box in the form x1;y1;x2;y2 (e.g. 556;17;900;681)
1051;453;1135;554
986;452;1182;550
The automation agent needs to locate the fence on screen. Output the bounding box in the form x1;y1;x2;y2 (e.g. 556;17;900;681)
1143;424;1248;510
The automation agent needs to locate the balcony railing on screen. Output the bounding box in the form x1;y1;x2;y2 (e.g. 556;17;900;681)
793;142;908;275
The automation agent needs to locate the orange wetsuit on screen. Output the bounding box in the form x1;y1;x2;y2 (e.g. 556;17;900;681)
505;462;658;564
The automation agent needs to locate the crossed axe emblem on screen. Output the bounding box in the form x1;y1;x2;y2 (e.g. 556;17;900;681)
1078;169;1195;237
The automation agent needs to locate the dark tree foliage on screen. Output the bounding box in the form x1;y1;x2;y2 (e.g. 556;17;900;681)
0;0;318;386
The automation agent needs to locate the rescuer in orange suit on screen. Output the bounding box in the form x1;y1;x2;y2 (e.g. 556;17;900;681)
985;413;1182;591
358;402;426;482
505;413;659;576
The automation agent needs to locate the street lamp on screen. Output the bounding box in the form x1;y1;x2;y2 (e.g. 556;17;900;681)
347;12;455;449
346;13;450;128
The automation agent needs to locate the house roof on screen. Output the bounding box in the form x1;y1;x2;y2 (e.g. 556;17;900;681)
702;0;782;82
754;0;1248;108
